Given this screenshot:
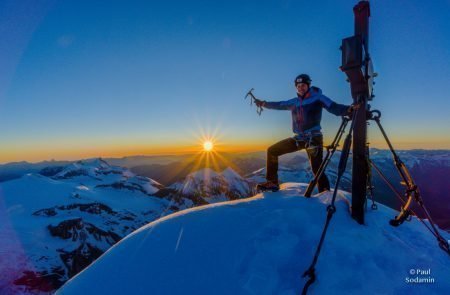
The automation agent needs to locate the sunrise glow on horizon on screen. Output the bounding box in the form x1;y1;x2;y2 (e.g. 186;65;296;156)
2;135;449;164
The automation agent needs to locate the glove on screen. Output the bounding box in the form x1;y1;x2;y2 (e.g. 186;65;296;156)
254;99;266;108
347;104;360;116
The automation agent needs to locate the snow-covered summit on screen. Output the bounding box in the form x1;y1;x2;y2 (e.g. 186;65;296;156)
50;158;163;195
170;167;253;205
54;158;129;180
179;168;221;194
222;166;243;180
57;183;450;295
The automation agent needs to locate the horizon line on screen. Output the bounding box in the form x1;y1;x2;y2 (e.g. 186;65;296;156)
1;147;449;166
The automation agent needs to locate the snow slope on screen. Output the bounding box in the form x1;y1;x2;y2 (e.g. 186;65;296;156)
0;159;171;294
57;183;450;295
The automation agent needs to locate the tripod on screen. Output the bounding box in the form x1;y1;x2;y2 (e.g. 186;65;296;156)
301;107;450;294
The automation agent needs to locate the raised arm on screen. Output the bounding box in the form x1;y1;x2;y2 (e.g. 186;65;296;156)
319;95;351;116
260;98;296;110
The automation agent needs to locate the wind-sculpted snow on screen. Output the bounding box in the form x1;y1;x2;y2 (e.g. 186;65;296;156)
57;183;450;295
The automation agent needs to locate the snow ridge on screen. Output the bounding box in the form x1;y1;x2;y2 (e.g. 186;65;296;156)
57;183;450;295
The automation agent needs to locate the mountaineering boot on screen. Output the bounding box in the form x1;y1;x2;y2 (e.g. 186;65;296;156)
256;180;280;192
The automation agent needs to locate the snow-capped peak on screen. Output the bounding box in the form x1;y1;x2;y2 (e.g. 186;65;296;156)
79;158;111;169
221;167;242;179
185;167;221;181
169;167;252;204
53;158;116;180
179;168;222;195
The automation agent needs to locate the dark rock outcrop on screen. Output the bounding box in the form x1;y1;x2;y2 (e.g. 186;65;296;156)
13;267;66;292
39;166;65;177
59;243;104;278
33;202;116;217
95;181;150;195
48;218;121;244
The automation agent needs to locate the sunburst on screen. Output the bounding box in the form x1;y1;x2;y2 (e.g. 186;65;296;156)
203;140;214;152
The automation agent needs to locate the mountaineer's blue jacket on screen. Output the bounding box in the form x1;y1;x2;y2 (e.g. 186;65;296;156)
263;87;349;139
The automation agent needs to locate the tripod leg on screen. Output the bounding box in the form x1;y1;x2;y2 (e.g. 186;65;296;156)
304;118;349;197
301;117;356;294
372;114;450;254
304;149;331;197
366;144;377;210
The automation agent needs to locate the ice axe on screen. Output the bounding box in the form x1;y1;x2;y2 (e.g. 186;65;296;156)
245;88;263;116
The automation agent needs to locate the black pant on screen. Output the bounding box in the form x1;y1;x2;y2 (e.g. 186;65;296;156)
266;136;330;192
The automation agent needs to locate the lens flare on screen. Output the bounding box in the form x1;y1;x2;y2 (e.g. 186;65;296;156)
203;141;213;152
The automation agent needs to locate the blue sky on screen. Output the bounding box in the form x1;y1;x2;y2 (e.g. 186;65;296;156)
1;0;449;163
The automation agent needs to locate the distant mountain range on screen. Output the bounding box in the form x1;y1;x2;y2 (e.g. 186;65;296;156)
1;150;448;228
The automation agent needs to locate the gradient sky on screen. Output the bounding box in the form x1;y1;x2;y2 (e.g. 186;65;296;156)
1;0;449;163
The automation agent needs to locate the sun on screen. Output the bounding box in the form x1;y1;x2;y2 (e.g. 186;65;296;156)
203;140;214;152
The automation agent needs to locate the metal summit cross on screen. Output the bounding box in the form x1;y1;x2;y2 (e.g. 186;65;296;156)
340;0;373;224
303;1;372;224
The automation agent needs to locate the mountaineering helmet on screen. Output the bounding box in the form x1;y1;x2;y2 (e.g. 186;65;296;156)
295;74;312;86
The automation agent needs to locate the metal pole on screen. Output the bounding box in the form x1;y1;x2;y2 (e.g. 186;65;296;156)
351;1;371;224
352;95;367;224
